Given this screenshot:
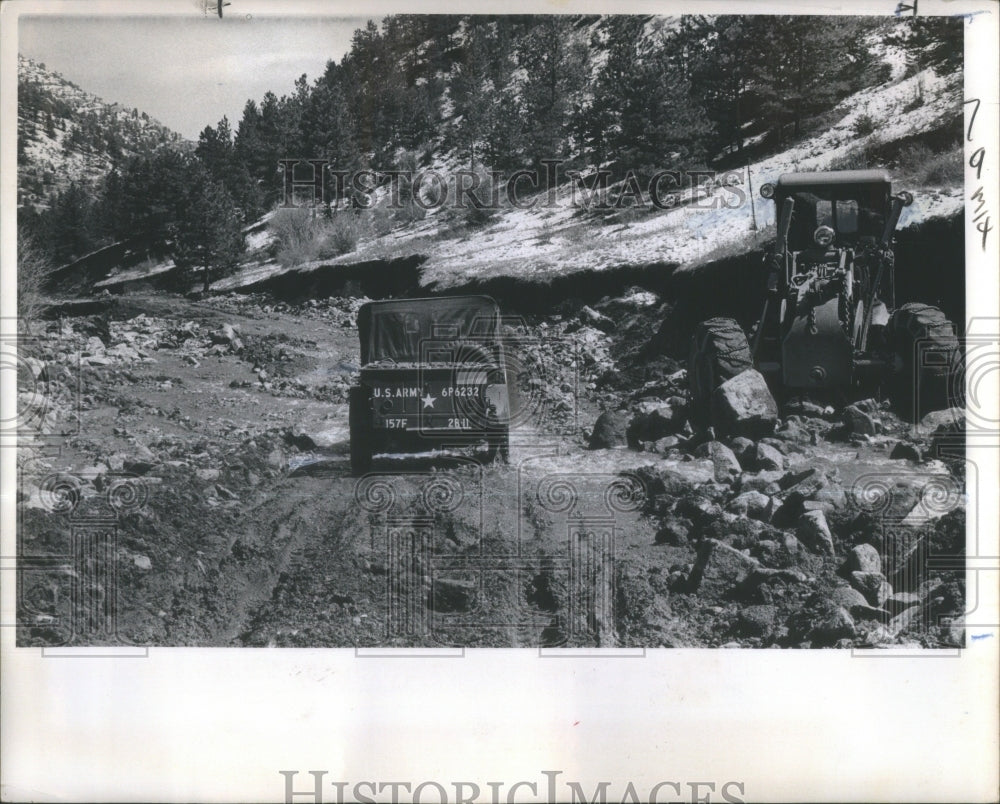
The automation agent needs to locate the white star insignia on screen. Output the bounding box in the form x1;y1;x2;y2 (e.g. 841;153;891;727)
421;393;437;409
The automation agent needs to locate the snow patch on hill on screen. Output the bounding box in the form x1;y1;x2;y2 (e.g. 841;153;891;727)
217;64;962;295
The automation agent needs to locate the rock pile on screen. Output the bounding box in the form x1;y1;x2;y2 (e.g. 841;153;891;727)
582;332;965;647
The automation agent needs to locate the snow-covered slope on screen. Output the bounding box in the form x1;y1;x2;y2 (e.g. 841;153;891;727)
214;62;963;295
17;55;188;210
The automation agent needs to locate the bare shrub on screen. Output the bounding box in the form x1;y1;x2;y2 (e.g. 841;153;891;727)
269;207;316;267
322;210;370;257
269;206;370;265
17;230;53;328
370;204;394;237
897;141;963;187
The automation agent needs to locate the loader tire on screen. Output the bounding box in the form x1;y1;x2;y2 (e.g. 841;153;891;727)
888;303;961;421
688;318;753;424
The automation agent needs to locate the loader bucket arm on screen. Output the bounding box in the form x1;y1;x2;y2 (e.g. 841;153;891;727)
773;197;795;288
754;196;796;359
879;191;913;249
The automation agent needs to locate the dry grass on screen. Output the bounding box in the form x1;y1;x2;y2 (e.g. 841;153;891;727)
897;141;963;187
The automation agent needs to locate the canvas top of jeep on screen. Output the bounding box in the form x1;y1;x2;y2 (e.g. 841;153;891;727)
357;295;503;369
771;169;894;248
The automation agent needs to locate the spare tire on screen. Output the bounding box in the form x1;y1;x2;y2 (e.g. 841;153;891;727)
888;303;961;421
688;318;753;421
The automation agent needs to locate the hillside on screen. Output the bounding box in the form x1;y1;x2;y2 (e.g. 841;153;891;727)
211;61;963;297
17;55;188;211
19;15;964;301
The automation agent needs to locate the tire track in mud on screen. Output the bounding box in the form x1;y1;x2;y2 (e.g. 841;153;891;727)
216;472;363;645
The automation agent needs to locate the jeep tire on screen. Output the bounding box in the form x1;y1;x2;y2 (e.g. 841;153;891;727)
485;427;510;465
349;386;374;475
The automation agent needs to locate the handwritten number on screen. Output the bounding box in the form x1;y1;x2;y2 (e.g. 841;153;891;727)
969;147;985;181
964;98;980;142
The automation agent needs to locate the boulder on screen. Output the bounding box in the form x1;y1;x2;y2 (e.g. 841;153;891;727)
132;442;157;461
123;459;156;476
889;441;923;462
632;465;694;501
675;494;723;523
710;369;778;440
627;398;686;445
431;577;477;612
888;606;924;635
266;447;286;469
887;591;921;612
850;571;892;607
693;440;742;484
830;585;871;611
847;543;881;574
843;404;877;436
808;604;857;644
214;483;238;500
917;407;964;437
650;435;683;453
755;442;785;472
22;356;47;380
797;510;835;555
687;538;759;594
738;470;784;495
771;469;846;525
654;517;691;546
211;323;244;351
578;305;616;333
725;491;772;520
84;337;106;356
737;605;777;638
729;437;756;468
589;410;629;449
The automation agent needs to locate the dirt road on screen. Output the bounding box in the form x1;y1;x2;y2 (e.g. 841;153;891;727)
16;292;965;649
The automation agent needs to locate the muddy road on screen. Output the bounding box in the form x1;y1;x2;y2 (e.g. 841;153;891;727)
16;291;965;649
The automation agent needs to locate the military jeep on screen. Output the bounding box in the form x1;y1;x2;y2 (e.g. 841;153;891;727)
348;296;511;474
689;169;961;419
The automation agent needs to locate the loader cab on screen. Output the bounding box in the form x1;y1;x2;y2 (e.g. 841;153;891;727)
768;169;892;251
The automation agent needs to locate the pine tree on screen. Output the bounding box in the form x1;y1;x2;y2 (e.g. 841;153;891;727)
887;16;963;74
48;182;98;263
518;17;589;171
172;167;245;293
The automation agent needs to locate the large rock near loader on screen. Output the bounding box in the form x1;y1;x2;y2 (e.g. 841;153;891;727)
627;397;687;446
710;369;779;439
693;440;742;485
589;410;629;449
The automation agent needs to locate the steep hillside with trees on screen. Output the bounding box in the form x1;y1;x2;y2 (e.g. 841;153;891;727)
19;14;963;290
17;55;187;211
